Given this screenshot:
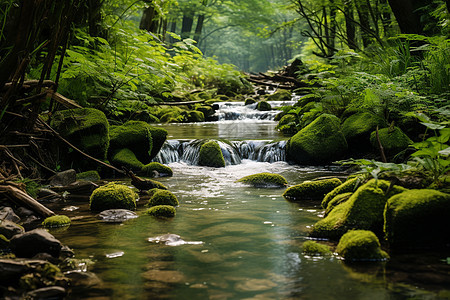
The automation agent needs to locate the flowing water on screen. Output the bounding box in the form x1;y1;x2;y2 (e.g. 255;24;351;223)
51;101;450;299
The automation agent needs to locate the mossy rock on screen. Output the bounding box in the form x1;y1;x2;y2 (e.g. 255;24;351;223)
341;112;386;153
324;192;353;216
141;162;173;177
237;173;288;188
147;190;179;207
90;182;138;211
148;126;168;160
187;110;205;122
146;205;176;218
283;178;342;201
0;234;9;249
244;98;256;105
50;108;110;167
310;179;407;240
133;111;160;123
302;240;332;256
370;127;413;157
256;101;272;111
384;189;450;251
336;230;389;261
322;177;363;209
111;148;144;172
195;105;215;118
276;114;298;134
287;114;348;165
198;140;226;168
109;121;152;164
42;215;71;228
76;170;101;181
266;90;292;101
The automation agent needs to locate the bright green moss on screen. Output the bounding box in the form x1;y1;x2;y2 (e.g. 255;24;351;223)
370;127;413;156
310;179;407;240
146;205;176;218
42;215;71;228
76;170;101;181
19;262;64;290
195;105;215;118
148;126;168;160
341;112;386;152
283;178;342;201
237;173;288;188
256;101;272;111
324;192;353;216
147;190;179;207
287;114;348;165
187;110;205;122
50;108;109;160
302;241;332;256
111;148;144;171
384;189;450;250
266;89;292;101
336;230;389;261
322;177;362;209
276;114;298;134
141;162;173;177
90;182;137;211
109;121;153;164
198;140;226;168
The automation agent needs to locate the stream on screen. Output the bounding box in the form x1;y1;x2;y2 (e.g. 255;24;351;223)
51;101;449;299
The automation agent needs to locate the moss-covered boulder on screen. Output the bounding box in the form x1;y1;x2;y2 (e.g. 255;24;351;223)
266;89;291;101
148;126;168;160
321;177;363;209
147;190;179;207
256;101;272;111
283;178;342;201
133;110;160;123
341;112;386;153
111;148;144;172
324;192;353;216
287;114;348;165
370;127;413;157
50;108;109;169
384;189;450;250
42;215;71;228
141;162;173;177
76;170;101;181
244;98;256;105
336;230;389;261
186;110;205;122
237;173;288;188
302;240;332;256
146;205;176;218
195;105;215;118
276;114;298;134
90;182;138;211
310;179;407;240
198;140;226;168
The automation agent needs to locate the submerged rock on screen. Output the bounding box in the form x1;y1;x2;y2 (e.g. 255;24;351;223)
147;233;202;246
146;205;176;218
287;114;348;165
89;182;137;211
98;209;138;223
236;172;288;188
336;230;389;262
26;286;66;299
384;189;450;251
198;140;226;168
10;229;62;258
283;178;342;201
147;190;179;207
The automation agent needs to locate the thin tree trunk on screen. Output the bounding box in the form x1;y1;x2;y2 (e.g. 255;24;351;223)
181;10;195;39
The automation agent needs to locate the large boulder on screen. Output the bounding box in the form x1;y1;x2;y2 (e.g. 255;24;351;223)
341;112;386;153
237;173;288;188
336;230;389;261
89;182;138;211
384;189;450;251
370;127;413;157
256;101;272;111
287;114;348;165
283;178;342;201
276;114;298;134
51;108;109;161
198;140;226;168
110;148;144;172
9;229;62;258
310;179;406;240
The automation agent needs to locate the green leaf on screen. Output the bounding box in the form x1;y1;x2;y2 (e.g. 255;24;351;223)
420;122;446;130
438;147;450;157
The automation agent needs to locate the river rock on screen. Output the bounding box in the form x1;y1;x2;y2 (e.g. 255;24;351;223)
283;178;342;201
90;182;137;212
110;148;145;172
0;259;49;282
341;112;386;153
0;206;20;222
198;140;226;168
16;206;35;218
287;114;348;165
38;188;63;202
369;126;413;157
50;180;99;196
26;286;66;299
147;190;179;207
336;230;389;261
236;173;288;188
0;219;24;239
98;209;138;223
9;229;63;258
49;169;77;187
66;271;103;288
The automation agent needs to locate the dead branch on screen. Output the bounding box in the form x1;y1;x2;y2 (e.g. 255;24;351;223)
146;99;206;106
0;184;54;217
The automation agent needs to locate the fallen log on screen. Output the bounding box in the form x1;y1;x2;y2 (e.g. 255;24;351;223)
47;90;82;109
0;184;54;218
246;78;293;89
146;99;206;106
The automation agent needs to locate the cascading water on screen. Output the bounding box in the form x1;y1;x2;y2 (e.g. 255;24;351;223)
214;100;297;121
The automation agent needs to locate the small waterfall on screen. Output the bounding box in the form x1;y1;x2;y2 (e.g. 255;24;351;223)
153;139;287;165
214;101;297;121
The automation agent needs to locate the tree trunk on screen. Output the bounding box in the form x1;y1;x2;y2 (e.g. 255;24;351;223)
88;0;102;37
181;10;195;39
344;0;357;49
193;14;205;42
387;0;431;34
140;3;159;33
355;0;373;48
